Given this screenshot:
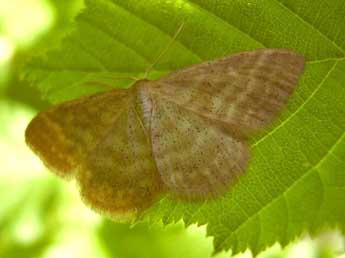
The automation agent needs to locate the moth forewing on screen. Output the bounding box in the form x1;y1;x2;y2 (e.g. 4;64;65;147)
25;48;305;219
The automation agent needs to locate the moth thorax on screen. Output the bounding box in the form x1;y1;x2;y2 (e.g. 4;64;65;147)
134;82;153;133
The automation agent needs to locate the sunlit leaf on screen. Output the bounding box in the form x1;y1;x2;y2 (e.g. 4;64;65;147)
99;221;229;258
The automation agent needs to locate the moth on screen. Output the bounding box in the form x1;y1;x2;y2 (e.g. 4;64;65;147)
25;48;305;220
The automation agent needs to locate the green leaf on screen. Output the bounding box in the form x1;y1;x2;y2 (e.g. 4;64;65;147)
23;0;345;255
98;220;229;258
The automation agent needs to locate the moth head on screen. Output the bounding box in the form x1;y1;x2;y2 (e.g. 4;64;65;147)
134;79;151;85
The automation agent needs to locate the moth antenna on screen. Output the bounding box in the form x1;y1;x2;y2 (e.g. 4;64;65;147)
101;75;140;82
143;22;185;79
108;76;140;81
83;72;143;89
83;81;116;89
84;80;136;89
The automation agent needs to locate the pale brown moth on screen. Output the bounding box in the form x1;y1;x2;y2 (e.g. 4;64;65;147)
25;47;305;220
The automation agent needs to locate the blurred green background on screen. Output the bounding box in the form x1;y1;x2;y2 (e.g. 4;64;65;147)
0;1;344;258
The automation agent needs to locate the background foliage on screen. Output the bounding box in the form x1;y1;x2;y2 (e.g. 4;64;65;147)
1;0;344;257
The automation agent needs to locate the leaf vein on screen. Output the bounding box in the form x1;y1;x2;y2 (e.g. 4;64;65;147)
186;0;266;48
274;0;345;54
78;16;152;65
219;130;344;249
108;0;203;61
